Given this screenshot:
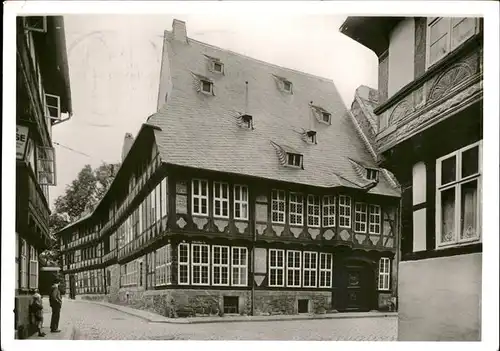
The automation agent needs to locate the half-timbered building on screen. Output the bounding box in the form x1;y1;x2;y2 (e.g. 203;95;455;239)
15;16;72;338
58;19;400;317
340;16;482;340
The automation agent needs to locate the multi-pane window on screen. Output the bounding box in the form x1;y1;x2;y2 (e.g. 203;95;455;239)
378;257;391;290
155;184;161;224
286;250;301;287
29;246;38;289
121;260;138;287
15;234;19;289
212;245;229;286
339;195;352;228
319;253;333;288
269;249;285;287
192;244;210;285
427;17;478;67
20;239;27;289
192;179;209;216
322;195;336;227
231;247;248;286
178;243;190;285
271;190;286;224
234;185;249;220
436;141;482;248
213;182;229;218
151;188;157;225
369;205;382;234
289;193;304;226
307;195;320;227
155;244;172;286
303;251;318;288
354;202;368;233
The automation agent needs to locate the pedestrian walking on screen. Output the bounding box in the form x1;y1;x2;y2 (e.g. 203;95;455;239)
49;278;62;333
29;290;46;337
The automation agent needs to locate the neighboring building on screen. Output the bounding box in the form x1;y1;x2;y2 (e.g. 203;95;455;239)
57;19;400;317
15;16;72;338
340;17;483;340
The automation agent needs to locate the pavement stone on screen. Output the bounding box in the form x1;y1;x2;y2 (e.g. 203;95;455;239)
27;297;76;340
61;298;397;340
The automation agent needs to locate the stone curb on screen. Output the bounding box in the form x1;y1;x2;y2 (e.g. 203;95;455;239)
76;299;397;325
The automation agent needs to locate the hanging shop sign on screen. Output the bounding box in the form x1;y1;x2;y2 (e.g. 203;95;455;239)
16;125;29;160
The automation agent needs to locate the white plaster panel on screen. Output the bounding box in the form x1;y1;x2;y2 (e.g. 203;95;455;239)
412;208;427;252
254;248;267;274
412;161;427;205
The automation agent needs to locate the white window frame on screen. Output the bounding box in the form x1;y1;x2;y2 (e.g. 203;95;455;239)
213;61;224;73
286;250;302;287
213;182;229;219
426;17;479;68
178;243;190;285
283;80;293;93
212;245;230;286
271;190;286;224
268;249;285;287
192;179;209;216
155;244;172;286
354;202;368;233
29;246;38;289
231;247;248;286
44;93;61;120
200;80;213;94
24;16;48;33
369;205;382;234
322;112;331;124
319;253;333;288
286;153;303;168
233;185;249;220
378;257;391;291
366;168;379;181
20;239;28;289
307;195;321;227
322;195;336;227
289;192;304;226
436;141;482;248
191;243;210;286
303;251;318;288
339;195;352;228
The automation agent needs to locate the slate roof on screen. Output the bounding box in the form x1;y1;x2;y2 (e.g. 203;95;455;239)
147;26;399;197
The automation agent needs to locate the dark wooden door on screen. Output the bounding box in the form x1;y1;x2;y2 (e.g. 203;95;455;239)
346;267;364;310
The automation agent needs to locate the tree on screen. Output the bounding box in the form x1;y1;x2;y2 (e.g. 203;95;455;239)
43;162;120;265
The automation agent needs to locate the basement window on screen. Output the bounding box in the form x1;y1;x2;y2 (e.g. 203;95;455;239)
201;80;213;94
223;296;239;314
287;153;303;168
366;168;379;181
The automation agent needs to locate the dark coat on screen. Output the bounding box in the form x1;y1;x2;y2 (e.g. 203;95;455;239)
49;285;62;308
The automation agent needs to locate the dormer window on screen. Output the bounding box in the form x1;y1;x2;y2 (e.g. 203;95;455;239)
366;168;379;181
283;80;293;93
306;130;317;144
241;114;253;129
322;112;331;124
213;61;224;73
287;153;303;168
201;80;213;94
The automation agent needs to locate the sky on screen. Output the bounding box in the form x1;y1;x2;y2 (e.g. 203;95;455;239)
51;14;378;209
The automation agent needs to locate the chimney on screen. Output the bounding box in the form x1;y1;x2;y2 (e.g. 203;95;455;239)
121;133;134;161
172;19;187;42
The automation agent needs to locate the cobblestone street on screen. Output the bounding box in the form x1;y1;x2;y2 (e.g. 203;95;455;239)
59;300;397;340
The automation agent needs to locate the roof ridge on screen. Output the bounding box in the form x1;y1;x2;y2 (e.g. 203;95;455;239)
165;30;338;85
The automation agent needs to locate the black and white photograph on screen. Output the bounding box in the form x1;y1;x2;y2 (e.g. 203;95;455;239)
2;1;499;349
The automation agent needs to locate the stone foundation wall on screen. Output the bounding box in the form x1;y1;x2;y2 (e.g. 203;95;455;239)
15;294;35;339
254;290;332;315
113;288;252;318
106;263;120;303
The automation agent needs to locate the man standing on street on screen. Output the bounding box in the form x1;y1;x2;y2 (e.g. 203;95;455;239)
49;278;62;333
